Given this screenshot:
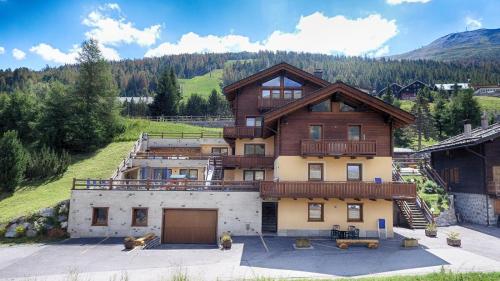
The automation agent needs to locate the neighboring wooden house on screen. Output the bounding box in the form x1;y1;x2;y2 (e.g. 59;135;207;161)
222;62;416;237
421;120;500;226
473;85;500;97
397;81;429;100
376;83;403;97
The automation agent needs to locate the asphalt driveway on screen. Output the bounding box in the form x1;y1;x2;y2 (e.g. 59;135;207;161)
0;224;499;281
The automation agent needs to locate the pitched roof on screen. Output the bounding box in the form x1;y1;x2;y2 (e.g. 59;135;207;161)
377;83;403;96
223;62;330;97
399;80;429;92
420;123;500;153
263;81;415;127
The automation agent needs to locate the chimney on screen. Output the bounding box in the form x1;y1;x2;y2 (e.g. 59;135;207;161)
463;122;472;138
313;69;323;79
481;111;489;129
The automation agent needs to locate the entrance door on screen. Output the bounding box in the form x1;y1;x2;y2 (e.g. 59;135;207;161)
262;202;278;233
162;209;217;244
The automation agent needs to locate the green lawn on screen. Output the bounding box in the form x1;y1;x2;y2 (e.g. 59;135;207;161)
399;96;499;113
115;118;222;142
0;142;133;224
178;69;223;99
349;271;500;281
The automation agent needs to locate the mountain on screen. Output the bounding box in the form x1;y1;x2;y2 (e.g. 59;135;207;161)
392;28;500;61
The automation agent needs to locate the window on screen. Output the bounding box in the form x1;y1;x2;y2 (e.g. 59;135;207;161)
284;77;302;87
92;207;108;226
309;125;322;141
308;163;323;181
212;147;228;155
271;89;281;99
310;99;331;112
347;164;362;181
348;125;361;141
283;90;292;99
261;89;271;99
293;90;303;99
243;170;265;181
153;168;170;180
262;76;281;87
340;102;356;112
132;208;148;227
246;116;263;127
347;203;363;222
180;169;198;180
244;144;265;156
308;203;324;221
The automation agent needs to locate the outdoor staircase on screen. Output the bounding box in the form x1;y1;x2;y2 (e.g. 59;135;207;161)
395;200;428;229
209;156;224;180
421;163;448;191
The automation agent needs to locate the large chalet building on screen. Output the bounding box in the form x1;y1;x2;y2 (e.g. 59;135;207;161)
68;63;416;244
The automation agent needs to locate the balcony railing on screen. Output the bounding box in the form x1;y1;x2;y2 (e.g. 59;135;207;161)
257;97;293;110
301;139;377;156
222;155;274;169
223;126;263;139
487;181;500;196
260;181;416;199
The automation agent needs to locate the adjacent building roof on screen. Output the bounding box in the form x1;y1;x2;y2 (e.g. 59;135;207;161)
263;81;415;127
394;147;415;153
434;83;470;91
223;62;330;99
420;123;500;153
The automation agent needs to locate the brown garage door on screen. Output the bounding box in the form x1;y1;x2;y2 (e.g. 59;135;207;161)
162;209;217;244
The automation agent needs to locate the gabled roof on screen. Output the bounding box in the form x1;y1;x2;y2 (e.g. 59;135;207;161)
420;123;500;153
377;83;403;96
223;62;330;98
399;80;429;92
263;81;415;127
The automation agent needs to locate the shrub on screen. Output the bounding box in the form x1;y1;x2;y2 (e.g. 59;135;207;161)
15;225;26;237
0;130;28;192
24;146;70;181
423;180;439;194
447;231;460;240
0;225;6;237
34;217;49;234
295;238;311;248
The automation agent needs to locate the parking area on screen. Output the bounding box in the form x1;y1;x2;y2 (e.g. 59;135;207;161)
0;224;499;281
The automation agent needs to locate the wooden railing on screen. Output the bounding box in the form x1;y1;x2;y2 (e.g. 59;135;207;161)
301;139;377;156
133;152;212;160
221;155;274;169
73;178;259;192
223;126;263;138
146;131;223;139
259;181;416;199
257;97;293;110
487;181;500;196
422;163;448;191
396;200;414;227
416;194;435;223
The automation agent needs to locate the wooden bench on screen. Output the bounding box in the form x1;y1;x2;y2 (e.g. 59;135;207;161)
336;239;379;249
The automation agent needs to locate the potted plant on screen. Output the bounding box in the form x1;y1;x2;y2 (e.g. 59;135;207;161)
446;231;461;247
220;232;232;250
124;236;136;250
294;238;312;249
425;222;437;237
402;237;418;248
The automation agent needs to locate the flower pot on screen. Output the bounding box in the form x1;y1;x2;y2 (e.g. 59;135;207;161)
425;229;437;237
222;240;232;250
447;238;461;247
403;239;418;248
124;240;135;250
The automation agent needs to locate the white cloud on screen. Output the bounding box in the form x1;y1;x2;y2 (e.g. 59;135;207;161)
146;12;398;57
12;48;26;60
465;16;482;30
0;46;4;55
386;0;430;5
83;4;161;47
30;43;79;64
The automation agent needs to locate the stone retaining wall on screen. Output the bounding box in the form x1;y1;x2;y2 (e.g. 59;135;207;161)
452;192;497;226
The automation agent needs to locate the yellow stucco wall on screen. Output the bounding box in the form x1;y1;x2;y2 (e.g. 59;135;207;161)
275;156;392;182
235;137;275;156
278;198;394;237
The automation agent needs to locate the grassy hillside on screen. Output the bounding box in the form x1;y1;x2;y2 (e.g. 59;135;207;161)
399;96;499;113
178;69;223;99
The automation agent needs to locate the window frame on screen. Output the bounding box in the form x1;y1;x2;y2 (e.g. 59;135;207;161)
310;99;332;112
308;203;324;222
243;170;265;181
92;207;109;226
347;203;363;222
244;143;266;156
245;116;263;127
180;169;198;180
260;75;304;101
309;124;323;141
347;163;362;181
308;163;324;181
347;125;362;141
131;207;148;227
211;147;229;155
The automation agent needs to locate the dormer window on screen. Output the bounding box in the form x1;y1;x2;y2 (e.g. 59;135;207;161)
261;75;303;100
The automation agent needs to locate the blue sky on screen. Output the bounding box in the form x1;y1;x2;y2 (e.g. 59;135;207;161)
0;0;498;70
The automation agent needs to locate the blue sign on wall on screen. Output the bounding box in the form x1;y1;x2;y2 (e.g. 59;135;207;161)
378;219;386;229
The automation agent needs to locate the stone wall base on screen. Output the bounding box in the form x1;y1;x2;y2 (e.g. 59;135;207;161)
452;192;497;226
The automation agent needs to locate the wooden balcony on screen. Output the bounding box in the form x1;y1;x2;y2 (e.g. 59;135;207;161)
223;126;263;139
301;139;377;157
257;97;293;110
260;181;416;199
222;155;275;169
487;181;500;196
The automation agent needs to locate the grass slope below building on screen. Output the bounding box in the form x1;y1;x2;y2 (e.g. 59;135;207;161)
399;96;499;113
178;69;223;99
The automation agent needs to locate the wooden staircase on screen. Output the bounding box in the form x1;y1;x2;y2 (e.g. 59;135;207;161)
395;199;428;229
210;156;224;180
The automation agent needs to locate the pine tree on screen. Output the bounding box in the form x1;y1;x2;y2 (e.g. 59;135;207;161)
184;94;208;116
207;89;220;116
149;68;181;116
0;130;27;191
445;90;482;136
432;96;448;140
381;85;394;104
411;88;434;150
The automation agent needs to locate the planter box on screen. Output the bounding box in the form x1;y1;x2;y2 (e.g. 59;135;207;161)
425;230;437;237
447;238;461;247
403;238;418;248
222;240;232;250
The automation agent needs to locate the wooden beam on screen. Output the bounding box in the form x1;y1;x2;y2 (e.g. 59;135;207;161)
354;198;361;201
323;198;329;201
